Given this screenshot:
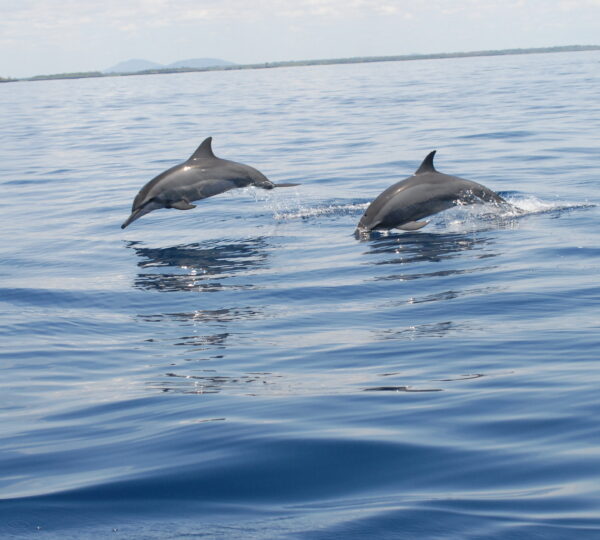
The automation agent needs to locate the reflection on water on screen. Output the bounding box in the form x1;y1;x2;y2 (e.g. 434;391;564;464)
363;232;495;265
435;373;485;382
363;386;442;392
362;232;500;345
151;370;451;396
172;332;230;349
134;276;255;293
126;237;270;292
151;371;278;395
126;238;273;394
137;310;262;364
127;232;501;396
404;286;498;305
364;232;501;303
372;266;497;282
137;308;261;325
376;321;466;341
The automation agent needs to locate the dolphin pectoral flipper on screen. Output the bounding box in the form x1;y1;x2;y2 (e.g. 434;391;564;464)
170;200;197;210
397;220;429;231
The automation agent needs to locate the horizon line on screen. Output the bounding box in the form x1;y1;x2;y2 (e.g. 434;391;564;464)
3;44;599;83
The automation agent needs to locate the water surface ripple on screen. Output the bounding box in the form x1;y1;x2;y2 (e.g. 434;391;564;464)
1;51;600;539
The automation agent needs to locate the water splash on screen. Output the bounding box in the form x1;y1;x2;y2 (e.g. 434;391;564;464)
432;194;595;233
273;202;369;221
254;186;369;221
504;194;595;216
250;182;595;230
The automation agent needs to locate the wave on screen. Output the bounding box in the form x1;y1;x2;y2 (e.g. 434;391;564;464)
262;192;594;229
502;193;595;215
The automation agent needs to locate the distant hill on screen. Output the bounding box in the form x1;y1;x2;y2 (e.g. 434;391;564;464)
21;45;600;82
104;58;234;74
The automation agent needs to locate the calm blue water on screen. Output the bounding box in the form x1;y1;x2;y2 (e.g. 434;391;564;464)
1;51;600;539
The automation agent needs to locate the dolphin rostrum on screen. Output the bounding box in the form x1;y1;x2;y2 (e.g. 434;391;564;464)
121;137;298;228
356;151;507;234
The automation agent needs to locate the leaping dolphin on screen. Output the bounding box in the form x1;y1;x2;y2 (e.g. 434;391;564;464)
121;137;298;229
356;151;507;234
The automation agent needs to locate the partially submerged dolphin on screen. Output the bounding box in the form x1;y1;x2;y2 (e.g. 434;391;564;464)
356;151;507;234
121;137;297;228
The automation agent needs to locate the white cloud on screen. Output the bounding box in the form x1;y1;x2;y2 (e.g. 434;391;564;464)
0;1;421;29
0;0;599;77
1;0;598;31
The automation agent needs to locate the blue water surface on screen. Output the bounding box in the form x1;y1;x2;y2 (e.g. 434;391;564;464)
1;50;599;539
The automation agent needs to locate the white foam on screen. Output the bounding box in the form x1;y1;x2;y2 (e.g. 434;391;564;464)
504;194;592;215
273;202;369;221
251;185;594;230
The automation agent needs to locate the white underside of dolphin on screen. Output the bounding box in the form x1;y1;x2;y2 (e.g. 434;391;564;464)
121;137;298;229
356;151;507;234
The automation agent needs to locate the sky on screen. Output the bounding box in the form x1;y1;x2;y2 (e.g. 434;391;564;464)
1;0;599;78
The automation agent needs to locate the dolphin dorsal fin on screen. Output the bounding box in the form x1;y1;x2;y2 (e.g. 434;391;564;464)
415;150;437;174
189;137;216;160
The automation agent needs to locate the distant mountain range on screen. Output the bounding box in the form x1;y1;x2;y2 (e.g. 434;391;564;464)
6;45;598;83
104;58;235;74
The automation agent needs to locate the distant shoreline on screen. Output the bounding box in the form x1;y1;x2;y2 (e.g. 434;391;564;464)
2;45;599;83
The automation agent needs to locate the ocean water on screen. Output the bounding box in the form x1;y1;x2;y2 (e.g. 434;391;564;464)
1;50;599;539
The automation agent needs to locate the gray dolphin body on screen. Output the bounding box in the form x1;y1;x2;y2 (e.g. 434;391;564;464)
121;137;297;228
356;151;507;234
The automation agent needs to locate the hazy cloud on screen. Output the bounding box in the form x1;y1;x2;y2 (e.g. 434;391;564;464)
1;0;598;77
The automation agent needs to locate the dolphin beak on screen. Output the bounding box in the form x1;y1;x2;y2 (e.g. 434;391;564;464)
121;209;144;229
121;200;164;229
